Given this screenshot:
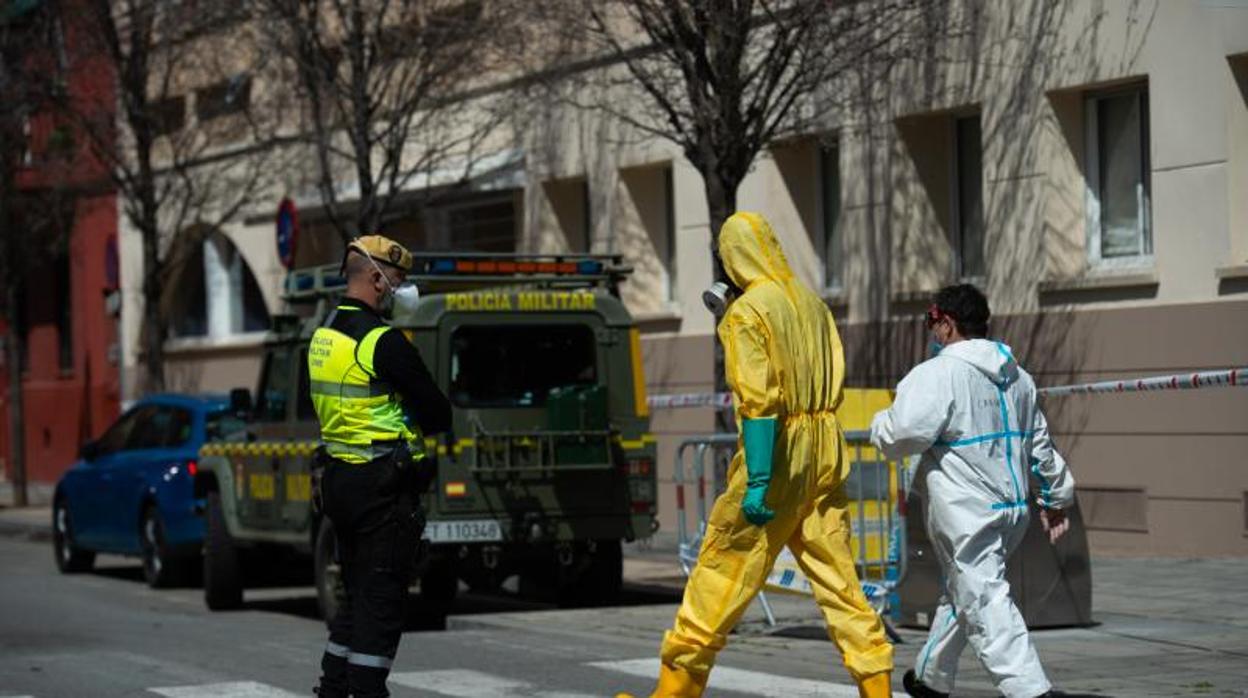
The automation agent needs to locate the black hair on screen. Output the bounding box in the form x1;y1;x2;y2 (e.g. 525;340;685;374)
932;283;990;338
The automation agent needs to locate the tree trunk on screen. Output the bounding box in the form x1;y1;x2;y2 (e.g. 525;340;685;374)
5;284;27;507
140;223;165;393
702;172;738;435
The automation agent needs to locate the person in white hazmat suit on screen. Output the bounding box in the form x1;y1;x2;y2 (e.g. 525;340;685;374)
869;284;1075;698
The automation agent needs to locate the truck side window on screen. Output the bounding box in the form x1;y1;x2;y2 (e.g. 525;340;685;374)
255;347;293;422
296;345;316;421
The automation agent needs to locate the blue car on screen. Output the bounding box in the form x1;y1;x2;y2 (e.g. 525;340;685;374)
52;394;237;587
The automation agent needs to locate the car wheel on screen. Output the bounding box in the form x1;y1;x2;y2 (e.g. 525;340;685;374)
52;500;95;574
314;517;345;625
203;491;243;610
141;505;185;588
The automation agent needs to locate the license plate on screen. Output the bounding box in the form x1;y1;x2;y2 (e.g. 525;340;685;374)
422;519;504;543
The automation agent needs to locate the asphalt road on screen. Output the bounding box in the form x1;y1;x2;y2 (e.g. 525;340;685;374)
4;533;1248;697
0;536;871;698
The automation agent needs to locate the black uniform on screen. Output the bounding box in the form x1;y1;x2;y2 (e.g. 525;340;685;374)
315;297;450;698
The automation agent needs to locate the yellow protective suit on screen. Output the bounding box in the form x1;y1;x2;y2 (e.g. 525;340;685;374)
655;212;894;696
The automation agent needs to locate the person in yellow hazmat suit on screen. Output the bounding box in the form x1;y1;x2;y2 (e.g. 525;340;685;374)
620;212;894;698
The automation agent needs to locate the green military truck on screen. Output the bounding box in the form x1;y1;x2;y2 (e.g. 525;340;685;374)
194;254;658;620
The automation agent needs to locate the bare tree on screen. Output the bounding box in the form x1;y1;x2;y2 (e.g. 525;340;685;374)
256;0;520;244
53;0;281;393
572;1;921;249
542;1;934;428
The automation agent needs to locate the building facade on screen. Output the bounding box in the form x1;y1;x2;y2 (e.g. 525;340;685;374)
1;0;120;498
118;0;1248;554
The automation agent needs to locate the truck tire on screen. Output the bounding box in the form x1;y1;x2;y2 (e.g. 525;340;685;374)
204;491;243;610
314;517;345;625
562;539;622;607
581;539;623;602
523;540;624;607
412;555;456;630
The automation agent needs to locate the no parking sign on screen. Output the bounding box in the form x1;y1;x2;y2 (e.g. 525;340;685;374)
275;197;299;270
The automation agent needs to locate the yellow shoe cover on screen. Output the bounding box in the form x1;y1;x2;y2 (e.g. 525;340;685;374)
650;662;708;698
857;670;892;698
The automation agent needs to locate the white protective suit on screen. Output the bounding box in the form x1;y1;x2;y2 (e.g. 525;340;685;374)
870;339;1074;698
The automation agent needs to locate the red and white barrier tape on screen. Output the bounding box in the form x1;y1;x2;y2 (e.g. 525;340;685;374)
646;367;1247;408
1036;367;1246;397
646;392;733;409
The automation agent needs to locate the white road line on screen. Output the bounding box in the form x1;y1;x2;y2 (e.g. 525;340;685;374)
148;681;305;698
388;669;597;697
589;658;861;698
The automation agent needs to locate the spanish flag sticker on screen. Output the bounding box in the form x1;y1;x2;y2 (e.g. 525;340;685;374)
445;481;467;498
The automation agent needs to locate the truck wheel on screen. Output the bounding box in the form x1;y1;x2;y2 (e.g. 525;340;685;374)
561;539;623;607
582;539;623;602
52;499;95;574
412;555;456;630
141;505;186;588
314;518;345;625
204;491;243;610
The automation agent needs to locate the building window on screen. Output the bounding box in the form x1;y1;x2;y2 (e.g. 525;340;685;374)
169;233;269;340
1085;86;1151;266
953;114;985;280
819;142;842;290
151;96;187;136
195;74;251;121
445;197;517;252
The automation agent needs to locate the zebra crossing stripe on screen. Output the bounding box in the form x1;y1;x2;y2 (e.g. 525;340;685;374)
148;682;304;698
590;658;861;697
388;669;597;697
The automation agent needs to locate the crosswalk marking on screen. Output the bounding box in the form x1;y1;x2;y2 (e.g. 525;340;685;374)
64;660;858;698
388;669;597;697
148;681;305;698
590;658;861;698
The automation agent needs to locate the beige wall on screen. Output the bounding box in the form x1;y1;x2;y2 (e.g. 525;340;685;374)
118;0;1248;554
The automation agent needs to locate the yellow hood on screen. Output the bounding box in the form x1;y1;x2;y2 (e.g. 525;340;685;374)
718;212;795;291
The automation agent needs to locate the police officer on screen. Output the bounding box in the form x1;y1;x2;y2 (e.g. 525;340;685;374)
311;235;451;698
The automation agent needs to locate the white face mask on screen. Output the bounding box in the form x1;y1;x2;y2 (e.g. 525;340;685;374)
362;251;419;319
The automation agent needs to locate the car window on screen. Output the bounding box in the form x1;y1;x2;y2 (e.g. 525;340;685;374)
125;407;172;449
158;408;194;447
256;346;293;422
94;408;142;458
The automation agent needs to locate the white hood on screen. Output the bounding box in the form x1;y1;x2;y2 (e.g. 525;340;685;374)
939;339;1019;388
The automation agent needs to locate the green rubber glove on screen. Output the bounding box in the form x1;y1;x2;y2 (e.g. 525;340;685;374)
741;417;777;526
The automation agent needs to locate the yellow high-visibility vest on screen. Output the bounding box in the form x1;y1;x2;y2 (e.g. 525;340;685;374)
307;307;423;464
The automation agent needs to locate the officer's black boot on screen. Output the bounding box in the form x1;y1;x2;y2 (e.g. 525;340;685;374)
315;652;349;698
347;664;390;698
902;669;950;698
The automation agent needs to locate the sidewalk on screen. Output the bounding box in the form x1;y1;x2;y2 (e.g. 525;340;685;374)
0;504;52;542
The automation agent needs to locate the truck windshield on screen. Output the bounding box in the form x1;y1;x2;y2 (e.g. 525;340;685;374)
449;324;597;407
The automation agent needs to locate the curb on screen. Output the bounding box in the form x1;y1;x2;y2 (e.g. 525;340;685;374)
0;516;52;543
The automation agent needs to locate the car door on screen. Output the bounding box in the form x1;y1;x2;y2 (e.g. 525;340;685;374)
72;408;144;550
103;404;193;552
96;404;164;552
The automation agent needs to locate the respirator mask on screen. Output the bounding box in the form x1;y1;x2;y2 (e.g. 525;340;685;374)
363;252;420;319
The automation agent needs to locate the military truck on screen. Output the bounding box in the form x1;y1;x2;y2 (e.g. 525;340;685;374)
194;254;658;621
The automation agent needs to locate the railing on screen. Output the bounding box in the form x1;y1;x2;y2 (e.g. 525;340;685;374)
672;429;909;636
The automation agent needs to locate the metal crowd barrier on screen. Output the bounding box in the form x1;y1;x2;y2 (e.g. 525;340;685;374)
673;429;909;636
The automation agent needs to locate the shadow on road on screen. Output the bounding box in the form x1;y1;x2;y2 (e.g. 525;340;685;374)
240;581;681;632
